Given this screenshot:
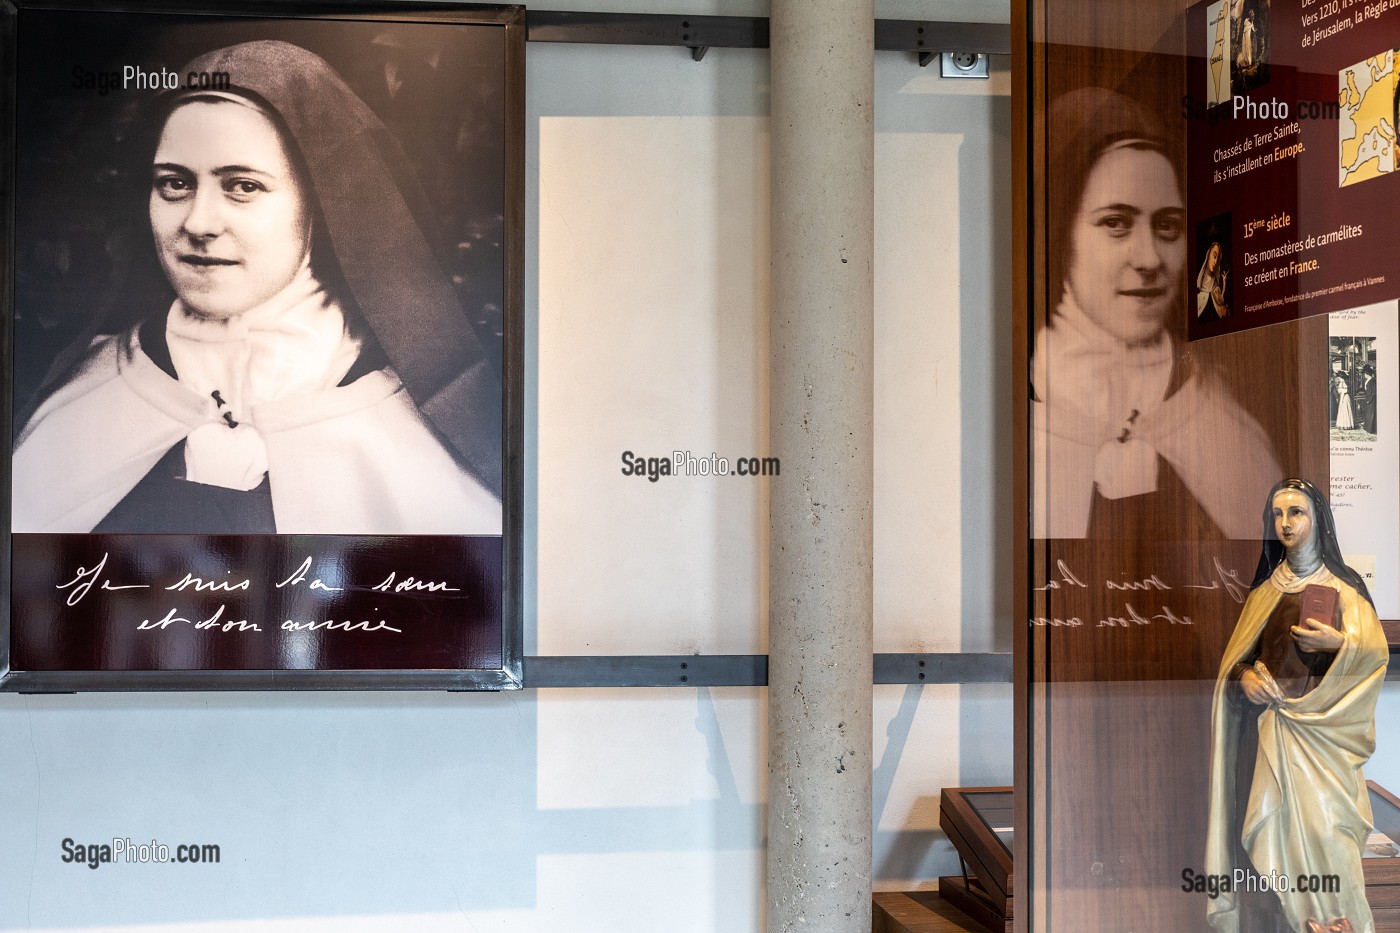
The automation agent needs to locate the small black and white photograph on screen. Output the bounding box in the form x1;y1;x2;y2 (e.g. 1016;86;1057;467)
1330;336;1380;441
1195;212;1232;325
1230;0;1271;97
11;8;517;537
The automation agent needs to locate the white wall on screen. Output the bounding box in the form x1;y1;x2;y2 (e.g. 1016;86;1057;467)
0;0;1096;929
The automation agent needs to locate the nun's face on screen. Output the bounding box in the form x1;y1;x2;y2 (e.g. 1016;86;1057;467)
1066;146;1185;345
151;101;311;319
1271;488;1315;554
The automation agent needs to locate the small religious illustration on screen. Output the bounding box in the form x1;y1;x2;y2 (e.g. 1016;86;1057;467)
1196;213;1233;324
1231;0;1271;98
1206;479;1390;932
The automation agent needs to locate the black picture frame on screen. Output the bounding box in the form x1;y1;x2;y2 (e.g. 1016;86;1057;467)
0;0;525;691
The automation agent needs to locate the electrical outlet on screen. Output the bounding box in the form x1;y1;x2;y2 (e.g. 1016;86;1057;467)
940;51;989;79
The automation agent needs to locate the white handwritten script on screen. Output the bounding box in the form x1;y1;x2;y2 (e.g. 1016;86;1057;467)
1029;558;1249;628
55;552;463;636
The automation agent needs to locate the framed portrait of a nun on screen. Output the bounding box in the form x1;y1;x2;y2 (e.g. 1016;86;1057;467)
0;2;525;689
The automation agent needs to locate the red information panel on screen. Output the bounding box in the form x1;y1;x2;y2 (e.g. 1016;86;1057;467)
1185;0;1400;339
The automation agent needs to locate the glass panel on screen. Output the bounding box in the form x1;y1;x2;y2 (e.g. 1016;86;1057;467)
1025;0;1397;929
963;790;1014;856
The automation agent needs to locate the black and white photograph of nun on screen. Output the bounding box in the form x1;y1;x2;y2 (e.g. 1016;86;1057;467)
12;13;515;536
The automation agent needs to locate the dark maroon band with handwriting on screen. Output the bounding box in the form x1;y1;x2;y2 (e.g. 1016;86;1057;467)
11;535;503;671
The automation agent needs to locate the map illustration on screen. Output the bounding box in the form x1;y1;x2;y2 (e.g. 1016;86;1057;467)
1339;51;1398;188
1208;0;1231;107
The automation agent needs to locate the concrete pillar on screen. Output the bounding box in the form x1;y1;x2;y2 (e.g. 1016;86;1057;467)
767;1;875;931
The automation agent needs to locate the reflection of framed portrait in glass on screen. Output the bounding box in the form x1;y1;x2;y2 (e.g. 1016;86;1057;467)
2;2;524;690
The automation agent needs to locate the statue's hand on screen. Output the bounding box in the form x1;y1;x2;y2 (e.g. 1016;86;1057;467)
1291;616;1344;654
1239;669;1275;705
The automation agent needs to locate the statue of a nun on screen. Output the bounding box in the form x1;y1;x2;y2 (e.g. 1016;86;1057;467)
1207;479;1389;933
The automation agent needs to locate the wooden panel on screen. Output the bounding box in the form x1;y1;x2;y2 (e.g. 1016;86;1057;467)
1368;863;1400;887
1374;906;1400;933
938;877;1012;933
873;892;986;933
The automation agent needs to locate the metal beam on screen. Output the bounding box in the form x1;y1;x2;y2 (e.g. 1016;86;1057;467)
525;655;768;688
872;19;1010;56
522;654;1012;688
873;652;1013;684
13;654;1015;691
525;11;1009;59
526;11;765;51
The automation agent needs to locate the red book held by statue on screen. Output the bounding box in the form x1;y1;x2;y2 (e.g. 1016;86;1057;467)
1300;584;1341;632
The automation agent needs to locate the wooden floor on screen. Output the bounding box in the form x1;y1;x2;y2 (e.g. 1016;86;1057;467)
873;892;987;933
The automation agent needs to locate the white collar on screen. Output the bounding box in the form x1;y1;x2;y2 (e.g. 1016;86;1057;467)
1031;289;1173;428
166;261;361;420
165;262;363;490
1269;561;1333;594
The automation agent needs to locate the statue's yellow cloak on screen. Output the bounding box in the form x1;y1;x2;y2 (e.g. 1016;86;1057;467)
1206;566;1389;933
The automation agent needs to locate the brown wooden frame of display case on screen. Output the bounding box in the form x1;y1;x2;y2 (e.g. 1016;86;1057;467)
939;787;1014;918
937;876;1011;933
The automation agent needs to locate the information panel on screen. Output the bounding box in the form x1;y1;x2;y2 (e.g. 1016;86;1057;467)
1185;0;1400;338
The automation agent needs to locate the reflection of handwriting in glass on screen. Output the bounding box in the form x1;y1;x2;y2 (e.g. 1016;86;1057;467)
1096;604;1193;627
1033;559;1087;591
1182;556;1250;603
1106;575;1170;592
1030;616;1084;627
1034;557;1245;598
1028;604;1193;627
1028;557;1252;627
